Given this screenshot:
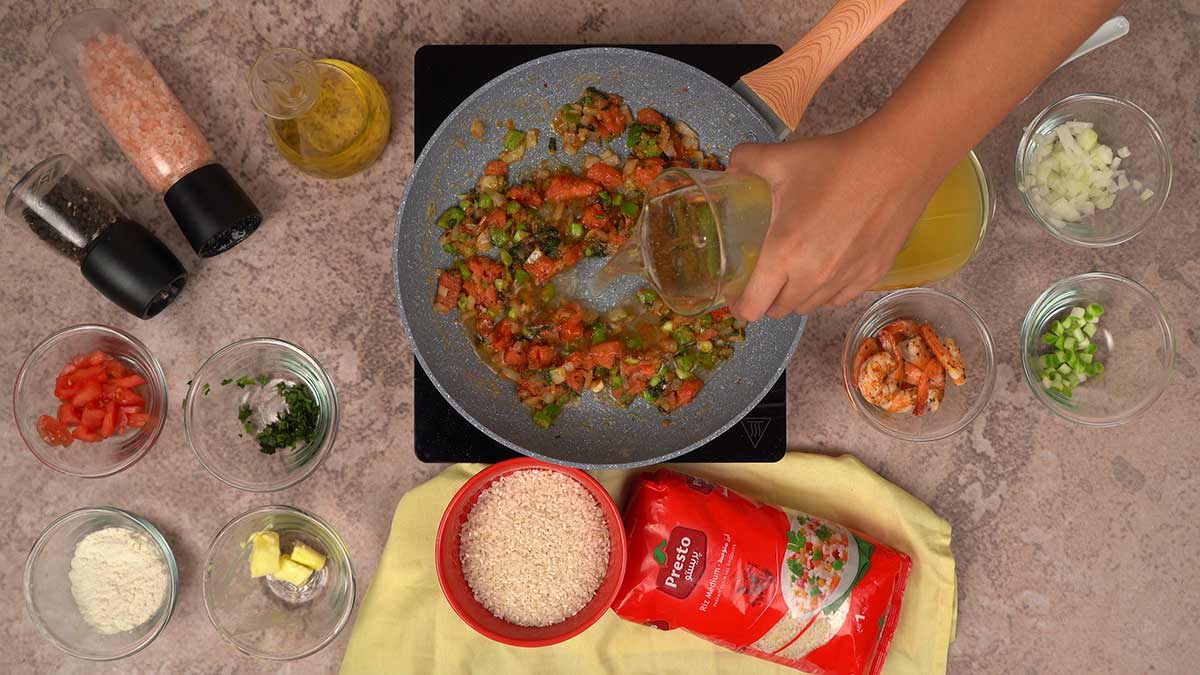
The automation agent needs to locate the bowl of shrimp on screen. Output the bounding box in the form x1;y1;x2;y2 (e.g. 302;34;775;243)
841;288;996;442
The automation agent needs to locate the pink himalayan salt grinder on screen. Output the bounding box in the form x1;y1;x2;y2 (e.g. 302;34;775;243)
50;9;261;257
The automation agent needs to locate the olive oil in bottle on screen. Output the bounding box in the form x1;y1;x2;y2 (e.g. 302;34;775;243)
249;47;391;178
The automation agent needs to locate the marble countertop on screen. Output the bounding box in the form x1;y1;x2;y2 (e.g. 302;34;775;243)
2;1;1198;673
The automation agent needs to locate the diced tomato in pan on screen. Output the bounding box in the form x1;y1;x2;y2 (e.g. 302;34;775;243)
581;203;609;230
484;159;509;176
585;163;623;190
525;256;558;286
636;108;667;126
480;208;506;231
434;270;464;313
632;158;666;190
586;341;624;370
555;305;585;342
545;175;601;202
527;344;557;369
503;340;528;369
594;106;627;138
506;184;544;208
676;379;703;406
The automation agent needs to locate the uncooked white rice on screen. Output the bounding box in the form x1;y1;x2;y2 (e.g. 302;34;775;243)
459;469;610;627
751;600;850;660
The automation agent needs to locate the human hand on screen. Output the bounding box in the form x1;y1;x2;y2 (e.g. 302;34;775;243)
727;123;941;320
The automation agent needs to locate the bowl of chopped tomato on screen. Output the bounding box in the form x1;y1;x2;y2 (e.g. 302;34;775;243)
14;325;167;477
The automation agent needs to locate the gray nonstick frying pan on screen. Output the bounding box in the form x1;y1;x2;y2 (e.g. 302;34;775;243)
394;1;907;468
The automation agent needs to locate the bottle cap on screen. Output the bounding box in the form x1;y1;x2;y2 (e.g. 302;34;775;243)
163;163;262;257
80;218;188;319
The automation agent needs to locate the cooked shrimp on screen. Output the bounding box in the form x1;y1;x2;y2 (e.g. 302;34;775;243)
857;352;899;406
901;336;933;367
903;359;945;387
918;324;966;385
913;359;944;416
882;387;917;414
879;320;918;382
858;352;920;413
852;338;881;387
925;382;944;413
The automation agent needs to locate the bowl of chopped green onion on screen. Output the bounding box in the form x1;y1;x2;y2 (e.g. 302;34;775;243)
184;338;338;491
1016;93;1172;247
1021;272;1174;426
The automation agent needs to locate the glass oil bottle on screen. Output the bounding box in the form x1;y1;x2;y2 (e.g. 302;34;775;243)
249;47;391;179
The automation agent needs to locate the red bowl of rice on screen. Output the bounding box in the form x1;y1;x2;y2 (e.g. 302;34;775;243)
435;457;626;647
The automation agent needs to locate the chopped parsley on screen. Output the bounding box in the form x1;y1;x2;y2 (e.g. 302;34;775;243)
202;383;211;396
238;404;254;435
253;382;320;455
226;377;321;454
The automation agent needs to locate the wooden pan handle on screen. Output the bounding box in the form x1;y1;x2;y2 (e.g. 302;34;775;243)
739;0;909;134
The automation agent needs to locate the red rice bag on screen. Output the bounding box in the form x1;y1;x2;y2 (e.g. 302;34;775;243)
613;470;911;675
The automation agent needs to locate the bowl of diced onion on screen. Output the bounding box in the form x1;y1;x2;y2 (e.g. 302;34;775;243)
1016;93;1171;247
1020;272;1174;426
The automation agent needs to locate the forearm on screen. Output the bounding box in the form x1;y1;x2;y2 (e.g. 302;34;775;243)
870;0;1124;181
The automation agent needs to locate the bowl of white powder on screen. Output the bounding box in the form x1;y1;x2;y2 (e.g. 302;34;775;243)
23;507;178;660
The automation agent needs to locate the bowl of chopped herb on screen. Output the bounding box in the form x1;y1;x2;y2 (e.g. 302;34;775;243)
184;338;338;491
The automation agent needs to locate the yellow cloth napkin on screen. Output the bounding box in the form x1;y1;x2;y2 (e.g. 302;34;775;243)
340;453;956;675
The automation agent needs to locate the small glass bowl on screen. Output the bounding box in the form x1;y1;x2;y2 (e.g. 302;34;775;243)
24;507;179;661
184;338;338;492
1016;93;1172;247
13;325;168;477
202;505;355;660
1020;272;1173;426
842;288;996;442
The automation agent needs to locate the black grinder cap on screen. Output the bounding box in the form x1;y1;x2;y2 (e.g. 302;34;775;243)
163;163;262;257
80;218;188;319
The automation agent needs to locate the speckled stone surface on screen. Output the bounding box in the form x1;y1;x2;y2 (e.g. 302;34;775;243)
1;1;1197;673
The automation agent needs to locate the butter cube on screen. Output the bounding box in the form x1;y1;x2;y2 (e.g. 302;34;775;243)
290;542;326;571
249;531;281;578
273;555;314;587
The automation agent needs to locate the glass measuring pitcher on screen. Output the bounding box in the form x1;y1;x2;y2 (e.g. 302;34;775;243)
610;152;991;315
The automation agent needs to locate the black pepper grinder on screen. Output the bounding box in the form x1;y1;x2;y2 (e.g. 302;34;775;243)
5;154;188;319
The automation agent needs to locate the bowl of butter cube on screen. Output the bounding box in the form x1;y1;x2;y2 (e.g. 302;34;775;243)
201;505;355;660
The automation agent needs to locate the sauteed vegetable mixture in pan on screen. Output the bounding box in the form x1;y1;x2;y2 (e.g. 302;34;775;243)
433;88;743;428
